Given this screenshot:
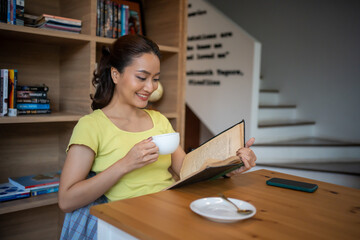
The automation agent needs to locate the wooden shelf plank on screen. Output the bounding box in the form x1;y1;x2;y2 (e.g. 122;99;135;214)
0;23;91;45
94;36;179;53
0;193;58;215
0;113;82;124
162;112;178;119
158;45;179;53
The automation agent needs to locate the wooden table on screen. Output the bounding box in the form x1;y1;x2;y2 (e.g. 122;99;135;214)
90;169;360;239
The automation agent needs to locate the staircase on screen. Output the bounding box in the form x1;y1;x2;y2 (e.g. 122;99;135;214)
252;78;360;166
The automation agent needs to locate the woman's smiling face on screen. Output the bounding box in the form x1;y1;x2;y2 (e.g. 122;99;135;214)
111;52;160;108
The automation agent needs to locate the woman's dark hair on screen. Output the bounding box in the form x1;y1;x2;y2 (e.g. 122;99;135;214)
91;34;161;110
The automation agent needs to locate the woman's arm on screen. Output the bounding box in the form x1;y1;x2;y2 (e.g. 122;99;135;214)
226;137;257;177
170;146;186;178
59;138;159;212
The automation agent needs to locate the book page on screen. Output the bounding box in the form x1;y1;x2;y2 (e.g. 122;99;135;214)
180;122;244;179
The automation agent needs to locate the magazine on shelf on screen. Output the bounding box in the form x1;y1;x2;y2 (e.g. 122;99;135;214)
36;14;82;27
8;171;61;191
0;182;30;202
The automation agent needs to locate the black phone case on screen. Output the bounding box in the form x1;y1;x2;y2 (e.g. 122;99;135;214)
266;177;318;193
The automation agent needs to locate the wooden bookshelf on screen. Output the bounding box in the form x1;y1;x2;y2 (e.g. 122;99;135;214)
0;0;187;239
0;193;58;215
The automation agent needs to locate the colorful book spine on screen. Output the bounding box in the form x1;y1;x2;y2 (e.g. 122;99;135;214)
17;103;50;110
100;0;105;37
96;0;100;36
31;186;59;196
17;85;49;92
12;0;16;24
121;4;129;36
0;0;7;23
17;90;47;99
0;69;8;116
17;98;50;104
17;109;51;115
15;0;24;26
113;2;118;38
7;0;10;23
117;3;121;37
8;69;17;116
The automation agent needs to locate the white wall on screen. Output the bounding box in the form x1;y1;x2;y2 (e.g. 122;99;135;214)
186;0;261;137
206;0;360;142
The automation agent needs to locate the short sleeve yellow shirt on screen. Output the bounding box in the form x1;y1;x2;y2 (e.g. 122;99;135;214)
67;109;175;202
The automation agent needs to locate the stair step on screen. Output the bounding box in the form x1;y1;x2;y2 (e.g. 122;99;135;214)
252;146;360;164
258;120;315;128
254;137;360;147
260;89;279;93
259;91;280;105
258;108;296;121
256;162;360;175
259;104;296;109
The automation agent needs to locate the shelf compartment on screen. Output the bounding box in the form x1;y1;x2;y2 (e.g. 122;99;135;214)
0;193;58;215
0;23;91;45
0;112;82;124
95;36;179;53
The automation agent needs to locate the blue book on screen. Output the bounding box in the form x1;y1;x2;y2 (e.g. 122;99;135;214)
8;171;61;191
16;103;50;110
31;186;59;196
0;182;30;202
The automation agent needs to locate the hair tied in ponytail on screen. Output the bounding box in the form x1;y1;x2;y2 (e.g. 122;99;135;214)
102;46;111;56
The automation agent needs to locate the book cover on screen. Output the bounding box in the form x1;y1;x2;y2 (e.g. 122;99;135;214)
31;185;59;196
8;171;61;190
17;103;50;110
128;10;140;35
0;182;30;202
166;121;245;190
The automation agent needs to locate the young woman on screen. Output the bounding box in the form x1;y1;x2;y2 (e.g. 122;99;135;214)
59;34;257;239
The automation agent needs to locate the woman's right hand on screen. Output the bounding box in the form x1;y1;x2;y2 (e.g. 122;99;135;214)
122;137;159;172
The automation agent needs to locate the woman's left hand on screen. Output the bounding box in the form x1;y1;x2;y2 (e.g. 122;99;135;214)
226;137;257;177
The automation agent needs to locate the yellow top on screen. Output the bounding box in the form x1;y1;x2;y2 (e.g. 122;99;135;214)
67;109;175;202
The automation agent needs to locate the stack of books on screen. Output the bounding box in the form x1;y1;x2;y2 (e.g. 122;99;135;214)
0;170;60;202
17;84;51;115
35;14;82;34
96;0;142;38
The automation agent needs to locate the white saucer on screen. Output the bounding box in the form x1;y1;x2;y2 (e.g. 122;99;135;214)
190;197;256;223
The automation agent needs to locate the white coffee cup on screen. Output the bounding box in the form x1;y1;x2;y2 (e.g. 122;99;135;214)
152;132;180;155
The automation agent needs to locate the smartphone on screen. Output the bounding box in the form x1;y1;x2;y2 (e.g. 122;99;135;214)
266;177;318;193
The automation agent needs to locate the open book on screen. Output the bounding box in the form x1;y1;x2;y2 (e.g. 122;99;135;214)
166;120;245;189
